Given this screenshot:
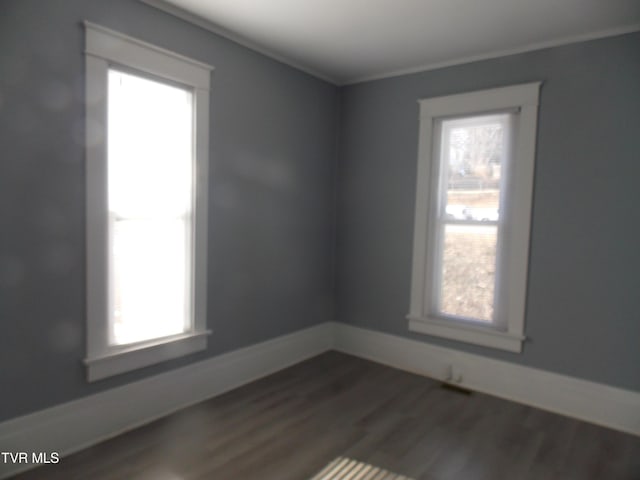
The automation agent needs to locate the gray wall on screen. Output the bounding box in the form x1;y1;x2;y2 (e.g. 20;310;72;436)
336;32;640;392
0;0;338;421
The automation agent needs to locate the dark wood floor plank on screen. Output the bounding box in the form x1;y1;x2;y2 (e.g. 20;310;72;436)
10;352;640;480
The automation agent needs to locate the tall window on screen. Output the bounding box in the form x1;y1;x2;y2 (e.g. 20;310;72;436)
85;23;213;381
108;69;194;346
408;83;541;352
434;113;510;323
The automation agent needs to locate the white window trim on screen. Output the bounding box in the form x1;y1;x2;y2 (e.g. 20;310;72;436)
407;82;541;353
84;22;213;381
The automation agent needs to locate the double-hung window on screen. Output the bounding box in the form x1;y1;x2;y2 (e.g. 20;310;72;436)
84;23;213;381
408;83;541;352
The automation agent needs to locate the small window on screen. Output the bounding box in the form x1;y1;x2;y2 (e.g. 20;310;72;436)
408;83;541;352
84;23;213;381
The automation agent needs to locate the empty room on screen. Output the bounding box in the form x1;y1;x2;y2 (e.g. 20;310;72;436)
1;0;639;478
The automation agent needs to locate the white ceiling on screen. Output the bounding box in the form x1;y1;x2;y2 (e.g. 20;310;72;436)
143;0;640;84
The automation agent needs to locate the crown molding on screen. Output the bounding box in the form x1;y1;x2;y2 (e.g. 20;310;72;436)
139;0;339;85
345;23;640;85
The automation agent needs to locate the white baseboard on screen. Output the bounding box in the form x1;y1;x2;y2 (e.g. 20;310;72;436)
2;321;638;478
332;322;640;437
0;323;333;479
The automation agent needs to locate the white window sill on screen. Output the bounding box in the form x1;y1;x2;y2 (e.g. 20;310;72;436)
407;316;524;353
84;330;211;382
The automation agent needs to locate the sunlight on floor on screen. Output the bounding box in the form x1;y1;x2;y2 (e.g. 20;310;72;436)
310;456;415;480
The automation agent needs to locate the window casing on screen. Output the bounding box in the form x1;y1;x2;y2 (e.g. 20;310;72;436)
84;22;213;381
408;83;541;353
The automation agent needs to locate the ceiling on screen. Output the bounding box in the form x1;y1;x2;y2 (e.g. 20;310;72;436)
142;0;640;85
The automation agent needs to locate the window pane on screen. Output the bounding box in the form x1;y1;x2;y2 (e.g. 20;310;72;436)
439;225;497;322
107;69;194;346
112;219;189;345
442;114;507;222
108;69;193;218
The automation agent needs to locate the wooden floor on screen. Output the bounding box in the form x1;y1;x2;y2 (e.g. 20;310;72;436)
12;352;640;480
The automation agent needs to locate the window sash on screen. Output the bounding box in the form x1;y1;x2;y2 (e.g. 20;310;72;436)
107;214;194;346
106;68;196;347
425;113;513;328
